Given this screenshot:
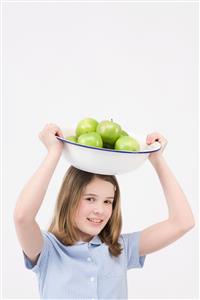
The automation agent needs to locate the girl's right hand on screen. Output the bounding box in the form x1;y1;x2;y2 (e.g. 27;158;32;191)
39;123;64;154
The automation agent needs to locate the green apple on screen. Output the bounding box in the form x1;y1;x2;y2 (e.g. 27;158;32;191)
115;136;140;152
65;136;77;142
77;132;103;148
96;120;122;145
120;130;129;136
76;118;98;137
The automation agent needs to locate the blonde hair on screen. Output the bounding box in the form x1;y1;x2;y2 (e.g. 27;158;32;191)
48;166;123;256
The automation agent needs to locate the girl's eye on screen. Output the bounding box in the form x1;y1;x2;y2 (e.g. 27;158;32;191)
86;197;95;202
104;200;113;205
85;198;113;204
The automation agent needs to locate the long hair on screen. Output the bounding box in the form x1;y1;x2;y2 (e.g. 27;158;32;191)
48;166;123;256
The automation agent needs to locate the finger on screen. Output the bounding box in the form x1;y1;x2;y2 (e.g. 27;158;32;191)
55;128;64;138
146;132;166;144
49;125;63;138
44;124;60;132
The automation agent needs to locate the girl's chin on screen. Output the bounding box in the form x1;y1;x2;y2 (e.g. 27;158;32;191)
83;227;101;236
78;232;96;242
77;227;102;241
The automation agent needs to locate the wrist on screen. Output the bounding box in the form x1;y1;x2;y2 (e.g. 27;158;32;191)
47;147;63;158
149;154;165;168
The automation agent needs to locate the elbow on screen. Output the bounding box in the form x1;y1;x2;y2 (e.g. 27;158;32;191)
13;210;25;224
169;217;196;234
187;220;195;231
13;208;32;225
179;219;195;233
184;214;196;231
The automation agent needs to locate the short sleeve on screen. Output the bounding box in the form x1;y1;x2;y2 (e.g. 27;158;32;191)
23;231;51;273
121;231;146;269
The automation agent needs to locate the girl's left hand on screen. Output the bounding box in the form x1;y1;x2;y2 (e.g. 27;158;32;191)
146;132;168;162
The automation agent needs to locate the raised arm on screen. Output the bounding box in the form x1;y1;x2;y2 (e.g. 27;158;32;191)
139;133;195;256
13;123;64;263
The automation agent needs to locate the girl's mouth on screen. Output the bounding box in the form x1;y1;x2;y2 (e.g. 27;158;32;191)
87;218;103;224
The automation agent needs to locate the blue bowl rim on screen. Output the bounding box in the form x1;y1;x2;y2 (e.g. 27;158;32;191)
57;136;161;154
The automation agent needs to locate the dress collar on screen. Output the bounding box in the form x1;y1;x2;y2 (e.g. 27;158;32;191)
89;235;102;245
76;235;102;245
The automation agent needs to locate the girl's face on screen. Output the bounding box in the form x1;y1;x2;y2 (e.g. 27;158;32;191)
74;177;115;242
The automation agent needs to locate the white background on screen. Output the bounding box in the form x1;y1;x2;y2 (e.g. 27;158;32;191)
2;1;199;299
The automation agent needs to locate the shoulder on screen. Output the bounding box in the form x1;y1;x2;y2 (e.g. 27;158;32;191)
43;231;57;243
119;231;141;250
120;231;141;246
42;231;65;249
119;231;146;269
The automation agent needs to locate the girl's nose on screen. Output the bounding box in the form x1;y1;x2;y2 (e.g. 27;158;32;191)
93;204;104;214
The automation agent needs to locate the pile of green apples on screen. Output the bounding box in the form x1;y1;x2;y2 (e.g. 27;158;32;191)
65;118;140;152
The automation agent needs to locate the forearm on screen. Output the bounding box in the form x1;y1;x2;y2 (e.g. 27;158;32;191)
150;156;195;229
14;150;61;222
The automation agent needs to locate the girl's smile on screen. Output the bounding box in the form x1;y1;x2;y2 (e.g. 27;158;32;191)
87;217;103;224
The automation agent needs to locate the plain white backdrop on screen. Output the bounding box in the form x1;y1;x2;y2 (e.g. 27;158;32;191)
2;1;199;299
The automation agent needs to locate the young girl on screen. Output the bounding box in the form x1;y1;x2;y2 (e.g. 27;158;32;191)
14;123;195;299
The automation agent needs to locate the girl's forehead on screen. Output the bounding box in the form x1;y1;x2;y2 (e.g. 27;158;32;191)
84;178;115;195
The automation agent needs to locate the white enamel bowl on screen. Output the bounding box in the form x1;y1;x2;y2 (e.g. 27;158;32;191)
57;134;161;175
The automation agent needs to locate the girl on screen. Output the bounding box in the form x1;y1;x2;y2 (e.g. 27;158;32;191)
14;123;195;299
